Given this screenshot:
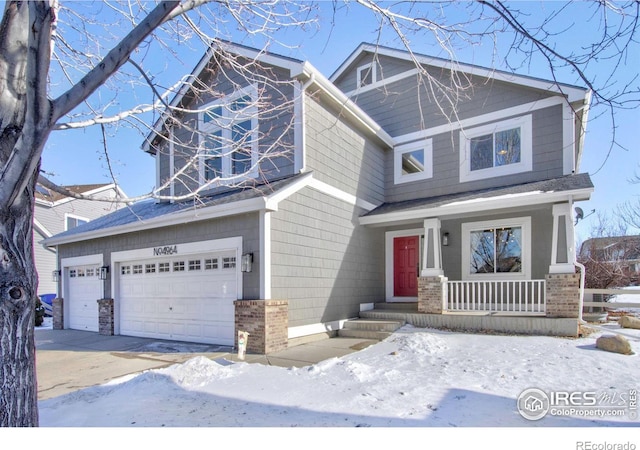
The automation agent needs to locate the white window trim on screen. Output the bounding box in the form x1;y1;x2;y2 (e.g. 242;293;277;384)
394;138;433;185
357;62;377;88
198;84;259;186
459;115;532;183
64;213;90;231
461;217;532;280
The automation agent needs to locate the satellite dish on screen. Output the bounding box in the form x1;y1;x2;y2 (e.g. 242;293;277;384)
575;207;584;221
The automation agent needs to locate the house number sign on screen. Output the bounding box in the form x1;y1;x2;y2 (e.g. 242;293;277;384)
153;245;178;256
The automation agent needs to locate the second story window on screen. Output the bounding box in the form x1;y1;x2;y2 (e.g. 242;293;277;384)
394;139;433;185
460;115;532;183
199;85;259;185
65;214;89;231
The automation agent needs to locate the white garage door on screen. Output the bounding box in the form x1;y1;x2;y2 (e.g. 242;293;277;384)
119;252;238;345
67;265;101;332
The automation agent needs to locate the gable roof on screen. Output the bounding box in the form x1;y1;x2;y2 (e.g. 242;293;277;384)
42;173;311;246
360;173;594;226
35;181;123;206
330;42;590;104
141;41;394;155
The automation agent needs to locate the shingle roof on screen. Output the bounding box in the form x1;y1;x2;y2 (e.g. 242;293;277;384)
46;174;306;243
363;173;594;218
35;183;111;203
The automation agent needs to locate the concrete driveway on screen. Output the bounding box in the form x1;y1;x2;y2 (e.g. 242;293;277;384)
35;328;377;401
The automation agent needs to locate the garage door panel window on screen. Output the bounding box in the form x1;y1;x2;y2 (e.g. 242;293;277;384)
223;256;236;269
159;262;170;273
173;261;185;272
205;258;219;270
189;260;202;271
145;263;156;274
121;265;131;275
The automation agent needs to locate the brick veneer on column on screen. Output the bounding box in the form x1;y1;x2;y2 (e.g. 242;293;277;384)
545;273;581;318
97;298;115;336
234;300;288;354
418;276;447;314
52;297;64;330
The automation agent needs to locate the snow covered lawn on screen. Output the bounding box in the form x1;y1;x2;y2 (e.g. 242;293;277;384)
39;324;640;429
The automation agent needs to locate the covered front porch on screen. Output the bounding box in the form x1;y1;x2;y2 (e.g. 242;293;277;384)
360;175;594;334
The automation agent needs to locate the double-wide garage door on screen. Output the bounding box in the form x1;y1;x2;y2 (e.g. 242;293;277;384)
118;252;237;345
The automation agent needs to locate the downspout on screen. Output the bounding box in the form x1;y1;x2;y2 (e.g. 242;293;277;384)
569;195;586;322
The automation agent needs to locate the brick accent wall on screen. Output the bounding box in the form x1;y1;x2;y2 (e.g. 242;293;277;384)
97;298;115;336
418;276;447;314
53;297;63;330
546;273;581;318
234;300;288;354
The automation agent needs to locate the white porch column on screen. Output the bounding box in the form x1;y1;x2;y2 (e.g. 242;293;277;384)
549;202;576;273
421;218;444;276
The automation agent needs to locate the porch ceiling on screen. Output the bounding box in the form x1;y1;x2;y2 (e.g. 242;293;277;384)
360;173;594;226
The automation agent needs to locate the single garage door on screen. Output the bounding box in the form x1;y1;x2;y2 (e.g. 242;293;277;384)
119;252;238;345
67;265;102;332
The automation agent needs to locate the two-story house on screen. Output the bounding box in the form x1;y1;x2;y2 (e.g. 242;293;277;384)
43;41;593;352
35;180;126;305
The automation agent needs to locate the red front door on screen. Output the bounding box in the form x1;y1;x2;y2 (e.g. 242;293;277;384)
394;236;419;297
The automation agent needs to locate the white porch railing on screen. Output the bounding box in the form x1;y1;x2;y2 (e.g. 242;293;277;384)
447;280;546;314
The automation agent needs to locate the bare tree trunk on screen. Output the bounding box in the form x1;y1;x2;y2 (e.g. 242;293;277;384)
0;167;39;427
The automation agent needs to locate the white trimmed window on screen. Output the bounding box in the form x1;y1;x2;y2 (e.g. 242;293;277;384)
461;217;531;280
460;115;532;182
199;85;259;185
394;139;433;184
65;214;89;231
357;63;377;88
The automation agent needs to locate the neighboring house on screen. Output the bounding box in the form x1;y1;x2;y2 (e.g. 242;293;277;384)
35;181;126;298
44;41;594;351
579;235;640;287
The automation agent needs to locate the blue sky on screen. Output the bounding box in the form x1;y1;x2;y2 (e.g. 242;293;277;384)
41;1;639;240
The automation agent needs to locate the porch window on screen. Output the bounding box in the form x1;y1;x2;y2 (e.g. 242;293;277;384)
199;86;259;185
462;217;531;280
394;139;433;185
469;227;522;274
460;115;532;182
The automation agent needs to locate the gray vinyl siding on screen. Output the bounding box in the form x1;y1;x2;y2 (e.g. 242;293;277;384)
34;189;123;296
159;58;296;199
271;187;385;328
384;104;565;203
34;229;57;296
439;206;554;281
333;53;416;93
56;213;261;300
352;72;552;137
304;93;386;205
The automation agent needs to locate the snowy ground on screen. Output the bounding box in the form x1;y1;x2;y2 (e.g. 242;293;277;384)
30;310;640;448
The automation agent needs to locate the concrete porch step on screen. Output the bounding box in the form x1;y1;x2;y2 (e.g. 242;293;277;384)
371;302;418;312
338;318;405;340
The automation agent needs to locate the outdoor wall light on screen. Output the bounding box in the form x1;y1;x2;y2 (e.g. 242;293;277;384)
99;265;110;280
52;270;61;282
442;232;450;247
241;253;254;273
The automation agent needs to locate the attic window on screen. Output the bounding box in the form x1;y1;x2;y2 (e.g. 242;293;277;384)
357;63;377;88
